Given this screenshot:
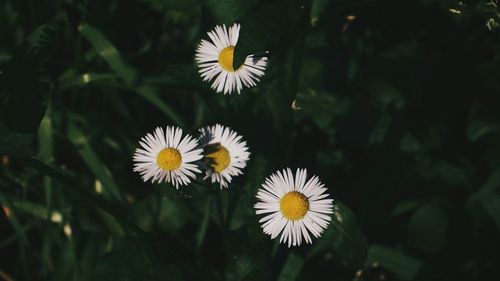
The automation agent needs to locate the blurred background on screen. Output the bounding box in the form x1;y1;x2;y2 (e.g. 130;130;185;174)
1;0;500;280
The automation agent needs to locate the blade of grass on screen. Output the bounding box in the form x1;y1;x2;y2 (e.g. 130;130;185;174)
65;227;81;280
67;122;124;203
12;200;55;220
78;24;185;127
0;191;31;277
367;244;422;281
37;107;55;276
78;24;136;83
38;113;54;209
58;72;119;91
137;85;186;127
0;192;31;248
19;157;145;237
0;220;37;248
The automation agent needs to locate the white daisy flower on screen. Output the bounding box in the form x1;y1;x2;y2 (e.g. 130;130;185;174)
254;168;334;247
133;126;203;188
195;23;268;95
199;124;250;188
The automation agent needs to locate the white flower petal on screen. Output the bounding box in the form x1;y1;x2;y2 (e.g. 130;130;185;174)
254;168;334;247
195;23;268;95
132;127;203;188
198;124;250;188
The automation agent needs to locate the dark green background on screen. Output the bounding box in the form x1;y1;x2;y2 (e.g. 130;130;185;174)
1;0;499;280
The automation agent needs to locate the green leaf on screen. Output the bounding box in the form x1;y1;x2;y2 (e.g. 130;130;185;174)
297;90;352;116
433;161;471;187
37;112;53;162
400;132;422;153
67;122;124;203
233;0;303;67
225;252;259;281
144;0;201;13
58;71;119;90
367;245;423;281
467;103;500;141
12;200;52;220
229;155;268;230
157;192;191;232
0;192;31;247
196;197;212;248
20;157;145;237
93;239;167;281
79;24;136;84
0;22;56;132
474;167;500;197
310;0;330;26
79;24;185;127
296;90;351;139
95;208;126;237
391;200;423;217
0;22;58;156
241;269;272;281
480;194;500;232
159;64;206;90
202;0;260;23
93;238;213;281
369;114;392;145
467;169;500;234
0;221;37;249
407;203;448;255
224;230;273;281
277;253;304;281
0;123;34;157
137;85;186;128
307;201;368;269
299;58;327;90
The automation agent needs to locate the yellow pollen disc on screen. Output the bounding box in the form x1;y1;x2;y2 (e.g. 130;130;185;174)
206;146;231;173
218;46;235;72
280;191;309;220
156;148;182;171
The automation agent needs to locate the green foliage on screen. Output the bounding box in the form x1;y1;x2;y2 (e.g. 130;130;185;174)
308;202;367;269
234;0;303;67
78;23;184;126
79;24;137;84
0;124;34;157
367;245;423;281
93;239;181;281
277;253;303;281
203;0;260;23
407;203;448;255
467;103;500;141
1;0;500;280
0;22;58;156
67;123;123;203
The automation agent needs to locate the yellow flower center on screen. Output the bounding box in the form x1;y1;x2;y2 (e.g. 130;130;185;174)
218;46;235;72
280;191;309;220
206;146;230;173
156;148;182;171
